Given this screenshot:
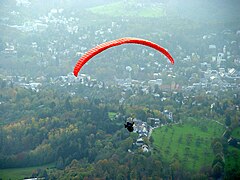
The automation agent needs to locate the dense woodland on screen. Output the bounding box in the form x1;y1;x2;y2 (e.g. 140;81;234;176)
0;80;240;179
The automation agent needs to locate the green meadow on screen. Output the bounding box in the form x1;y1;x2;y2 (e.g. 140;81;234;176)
225;127;240;174
152;119;225;171
88;1;165;18
0;164;54;180
225;146;240;174
108;112;117;120
232;127;240;138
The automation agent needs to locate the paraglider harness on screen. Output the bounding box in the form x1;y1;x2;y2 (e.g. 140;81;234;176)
124;121;134;132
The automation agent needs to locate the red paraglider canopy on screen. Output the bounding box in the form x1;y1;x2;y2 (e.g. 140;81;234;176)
73;37;174;77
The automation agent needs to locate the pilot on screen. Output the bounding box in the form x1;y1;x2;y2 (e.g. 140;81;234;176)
124;121;134;132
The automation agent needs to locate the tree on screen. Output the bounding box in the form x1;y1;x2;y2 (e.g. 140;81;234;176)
56;157;64;170
225;114;231;127
154;84;160;94
212;153;224;167
64;97;72;111
212;141;223;155
195;137;202;147
120;137;133;151
171;159;181;172
40;170;49;180
212;162;223;179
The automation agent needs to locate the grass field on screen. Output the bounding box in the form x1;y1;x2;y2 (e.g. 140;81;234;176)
232;127;240;138
108;112;117;120
0;163;54;180
152;119;225;171
225;145;240;174
88;0;165;18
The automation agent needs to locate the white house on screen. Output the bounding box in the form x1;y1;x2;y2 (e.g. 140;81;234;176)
142;145;149;152
136;138;144;146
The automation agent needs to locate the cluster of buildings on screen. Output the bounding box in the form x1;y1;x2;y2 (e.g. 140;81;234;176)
127;109;174;153
2;4;239;95
182;30;240;92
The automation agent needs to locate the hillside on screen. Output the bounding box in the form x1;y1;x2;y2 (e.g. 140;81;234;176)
0;0;240;179
152;119;225;171
88;0;165;17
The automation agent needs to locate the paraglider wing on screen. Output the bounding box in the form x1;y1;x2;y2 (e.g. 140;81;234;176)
73;37;174;77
